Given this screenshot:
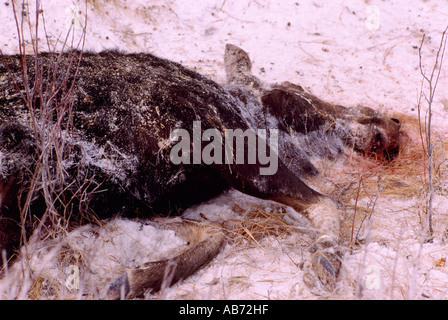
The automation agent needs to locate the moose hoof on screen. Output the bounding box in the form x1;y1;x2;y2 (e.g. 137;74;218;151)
107;273;130;300
303;236;341;295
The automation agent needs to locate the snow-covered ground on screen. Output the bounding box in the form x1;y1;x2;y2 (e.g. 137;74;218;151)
1;0;448;300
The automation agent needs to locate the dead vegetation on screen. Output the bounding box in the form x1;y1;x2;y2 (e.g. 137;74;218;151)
0;0;93;298
225;205;310;248
304;108;448;249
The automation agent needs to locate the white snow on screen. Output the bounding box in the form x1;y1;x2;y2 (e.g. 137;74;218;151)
1;0;448;300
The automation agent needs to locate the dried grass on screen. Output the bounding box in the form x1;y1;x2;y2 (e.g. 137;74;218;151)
224;205;311;249
306;111;448;246
324;112;447;203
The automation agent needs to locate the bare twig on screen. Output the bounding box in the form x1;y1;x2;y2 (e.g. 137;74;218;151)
1;0;90;298
417;26;448;241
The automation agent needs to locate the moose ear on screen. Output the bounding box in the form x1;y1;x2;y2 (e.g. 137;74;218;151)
224;44;253;84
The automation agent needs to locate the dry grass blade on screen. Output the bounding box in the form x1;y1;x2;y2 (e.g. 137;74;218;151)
225;206;308;248
335;113;447;205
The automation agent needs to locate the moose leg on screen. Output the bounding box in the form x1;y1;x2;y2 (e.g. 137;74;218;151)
302;196;341;293
270;193;341;293
221;153;343;293
107;220;225;299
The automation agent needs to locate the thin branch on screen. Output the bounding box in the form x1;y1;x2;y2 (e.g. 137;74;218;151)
417;26;448;240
